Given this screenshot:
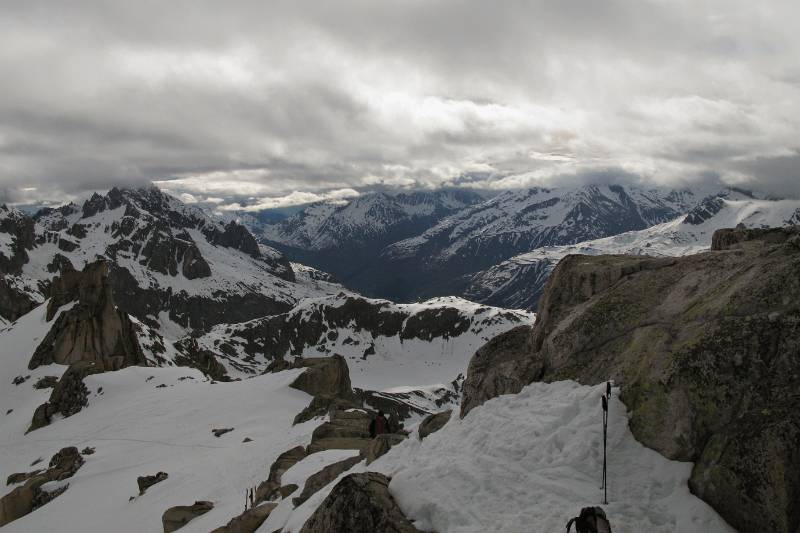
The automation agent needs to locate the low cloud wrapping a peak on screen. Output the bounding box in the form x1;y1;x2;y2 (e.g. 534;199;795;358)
1;0;798;206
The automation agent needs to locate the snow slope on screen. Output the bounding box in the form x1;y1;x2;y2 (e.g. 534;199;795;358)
0;303;319;533
271;381;734;533
465;194;800;310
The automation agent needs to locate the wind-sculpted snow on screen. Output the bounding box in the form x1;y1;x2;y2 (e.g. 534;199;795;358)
465;192;800;310
270;381;733;533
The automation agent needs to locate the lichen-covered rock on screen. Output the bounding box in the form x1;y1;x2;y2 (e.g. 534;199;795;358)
299;472;423;533
162;501;213;532
418;410;452;440
460;227;800;533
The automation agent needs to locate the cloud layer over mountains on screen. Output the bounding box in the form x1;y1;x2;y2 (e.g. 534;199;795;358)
1;0;798;206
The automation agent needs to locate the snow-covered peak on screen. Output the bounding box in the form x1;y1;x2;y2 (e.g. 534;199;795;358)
261;189;484;250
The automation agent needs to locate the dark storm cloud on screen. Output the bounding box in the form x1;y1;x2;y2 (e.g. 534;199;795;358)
0;0;798;206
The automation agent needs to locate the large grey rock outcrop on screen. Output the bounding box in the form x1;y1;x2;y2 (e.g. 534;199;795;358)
460;227;800;533
28;260;147;370
299;472;423;533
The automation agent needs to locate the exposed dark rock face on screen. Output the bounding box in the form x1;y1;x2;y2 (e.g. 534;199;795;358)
299;472;423;533
162;500;214;532
0;205;36;275
138;472;168;494
293;455;362;507
210;502;277;533
0;447;85;527
29;361;104;432
418;410;452;440
32;376;58;390
460;227;800;533
172;337;229;381
204;221;262;259
29;260;147;370
0;276;39;323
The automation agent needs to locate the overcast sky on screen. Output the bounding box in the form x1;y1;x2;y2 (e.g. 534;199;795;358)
1;0;798;208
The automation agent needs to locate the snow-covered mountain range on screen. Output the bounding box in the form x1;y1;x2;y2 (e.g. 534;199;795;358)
464;190;800;310
255;184;712;301
261;190;483;251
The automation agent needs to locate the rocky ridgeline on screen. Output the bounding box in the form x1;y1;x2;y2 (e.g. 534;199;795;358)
460;226;800;533
193;294;530;377
1;186;299;332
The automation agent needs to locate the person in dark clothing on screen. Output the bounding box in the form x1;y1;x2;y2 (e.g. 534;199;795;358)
369;410;389;438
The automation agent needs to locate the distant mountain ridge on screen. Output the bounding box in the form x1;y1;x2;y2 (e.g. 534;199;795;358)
464;189;800;310
256;189;484;293
253;184;714;302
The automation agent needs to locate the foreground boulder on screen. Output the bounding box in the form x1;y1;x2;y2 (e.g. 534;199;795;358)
293;455;362;507
460;227;800;533
0;447;84;527
162;500;214;532
418;410;452;440
210;502;276;533
299;472;423;533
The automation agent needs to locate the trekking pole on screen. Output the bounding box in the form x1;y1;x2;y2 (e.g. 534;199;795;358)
601;392;608;505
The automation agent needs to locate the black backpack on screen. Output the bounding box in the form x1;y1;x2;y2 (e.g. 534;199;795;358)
566;507;612;533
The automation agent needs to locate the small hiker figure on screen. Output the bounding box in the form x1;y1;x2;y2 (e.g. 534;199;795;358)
369;410;389;438
566;506;612;533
